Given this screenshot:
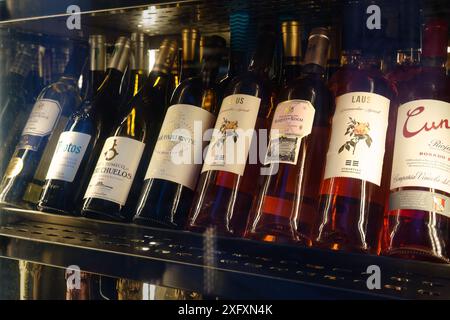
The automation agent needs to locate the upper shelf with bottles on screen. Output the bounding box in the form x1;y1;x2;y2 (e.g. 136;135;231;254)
0;0;449;42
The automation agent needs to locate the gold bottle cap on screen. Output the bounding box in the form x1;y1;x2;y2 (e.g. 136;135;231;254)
89;35;106;71
181;28;199;65
108;36;131;73
153;38;178;74
130;32;149;71
304;27;330;68
281;20;302;63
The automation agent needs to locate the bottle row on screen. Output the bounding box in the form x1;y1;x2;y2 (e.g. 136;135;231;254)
0;2;449;264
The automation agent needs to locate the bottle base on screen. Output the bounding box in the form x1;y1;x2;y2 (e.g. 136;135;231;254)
383;247;450;264
81;209;127;223
133;216;181;230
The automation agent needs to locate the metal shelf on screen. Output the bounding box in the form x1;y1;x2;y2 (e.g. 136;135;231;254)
0;0;448;43
1;206;450;299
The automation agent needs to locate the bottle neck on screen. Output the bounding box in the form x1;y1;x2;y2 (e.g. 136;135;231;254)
201;63;220;88
227;50;247;78
90;70;106;96
359;55;382;71
341;50;362;66
128;69;148;97
180;63;197;81
302;63;325;76
421;56;447;69
396;48;421;66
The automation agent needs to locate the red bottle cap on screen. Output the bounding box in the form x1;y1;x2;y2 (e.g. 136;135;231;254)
422;19;449;58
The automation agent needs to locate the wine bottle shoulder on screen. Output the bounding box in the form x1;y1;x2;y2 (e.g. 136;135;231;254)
329;66;396;100
397;69;450;104
224;71;273;99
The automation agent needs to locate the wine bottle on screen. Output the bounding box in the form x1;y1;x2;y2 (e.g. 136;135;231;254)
280;20;302;84
37;36;130;215
122;33;149;107
314;2;396;254
219;10;250;92
245;27;332;244
180;28;200;82
87;35;107;98
24;45;46;104
134;36;226;228
188;26;276;237
386;0;421;84
384;19;450;263
81;39;178;222
326;25;342;81
0;44;87;207
0;45;33;176
167;48;180;100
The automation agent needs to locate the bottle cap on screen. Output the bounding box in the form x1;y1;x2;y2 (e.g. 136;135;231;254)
130;32;149;71
281;20;302;63
342;1;363;51
422;18;449;59
108;36;131;73
304;27;331;68
398;0;421;50
89;35;106;71
153;38;178;74
181;28;199;65
251;24;276;71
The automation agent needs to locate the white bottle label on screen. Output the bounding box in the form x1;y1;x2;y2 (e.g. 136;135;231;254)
84;136;145;206
391;100;450;194
45;132;91;182
202;94;261;176
323;92;390;186
265;100;315;165
22;99;62;136
144;104;216;190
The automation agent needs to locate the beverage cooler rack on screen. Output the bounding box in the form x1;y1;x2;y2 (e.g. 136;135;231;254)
0;0;450;300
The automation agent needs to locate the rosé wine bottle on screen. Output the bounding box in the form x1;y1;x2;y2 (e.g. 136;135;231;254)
383;19;450;263
187;27;276;237
244;27;332;245
313;1;397;254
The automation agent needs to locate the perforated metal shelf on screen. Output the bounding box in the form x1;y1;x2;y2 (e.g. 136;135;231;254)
0;0;448;43
1;206;450;299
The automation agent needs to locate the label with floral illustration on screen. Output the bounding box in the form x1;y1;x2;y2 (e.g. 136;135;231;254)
323;92;390;186
144;104;216;190
202;94;261;176
391;100;450;195
265;99;315;165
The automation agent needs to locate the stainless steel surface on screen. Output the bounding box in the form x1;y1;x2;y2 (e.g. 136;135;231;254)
1;207;450;299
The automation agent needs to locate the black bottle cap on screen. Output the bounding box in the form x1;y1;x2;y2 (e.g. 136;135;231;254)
398;0;421;50
64;43;88;79
250;24;276;71
341;1;364;51
202;35;226;58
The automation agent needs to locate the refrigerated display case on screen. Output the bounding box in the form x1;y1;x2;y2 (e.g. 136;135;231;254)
0;0;449;300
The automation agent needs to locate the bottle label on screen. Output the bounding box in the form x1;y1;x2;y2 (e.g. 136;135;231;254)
390;190;450;218
202;94;261;176
83;136;145;206
323;92;390;186
391;100;450;194
144;104;215;190
45;132;92;183
19;99;62;151
265;100;315;165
